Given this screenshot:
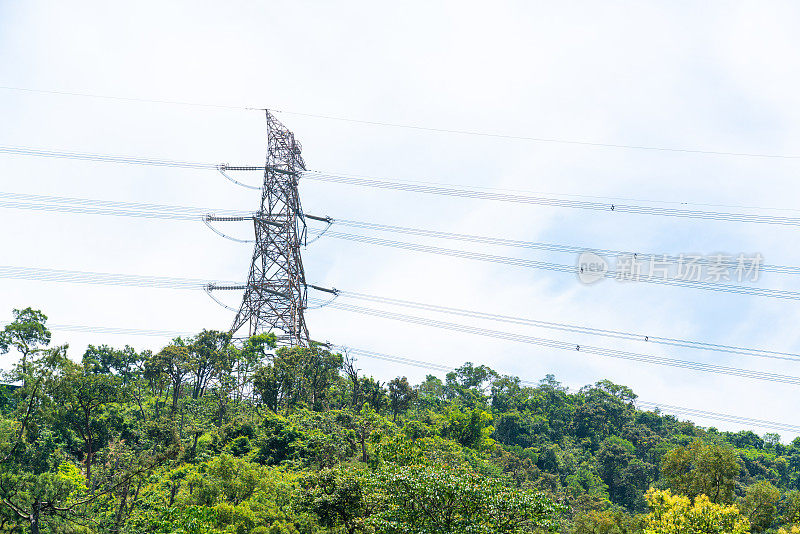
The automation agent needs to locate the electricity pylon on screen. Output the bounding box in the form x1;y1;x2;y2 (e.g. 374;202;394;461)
210;111;310;346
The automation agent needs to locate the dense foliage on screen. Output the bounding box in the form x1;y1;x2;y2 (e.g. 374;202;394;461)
1;307;799;533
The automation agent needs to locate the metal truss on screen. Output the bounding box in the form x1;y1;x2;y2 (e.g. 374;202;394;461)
214;111;310;346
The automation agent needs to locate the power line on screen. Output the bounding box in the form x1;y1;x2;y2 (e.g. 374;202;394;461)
327;289;800;363
0;190;236;213
4;145;800;222
8;261;798;366
323;217;799;275
3;195;798;302
5;265;798;385
0;145;217;169
2;193;797;300
3;85;799;159
3;191;798;279
0;322;255;342
304;172;800;226
0;321;188;338
316;231;800;301
314;300;800;386
0;265;234;290
0;191;250;220
633;401;800;434
46;324;193;338
268;110;800;160
339;346;800;434
1;192;796;276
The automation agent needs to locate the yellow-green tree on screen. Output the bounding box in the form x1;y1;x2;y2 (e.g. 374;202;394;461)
572;508;646;534
644;488;750;534
660;441;741;504
739;481;780;532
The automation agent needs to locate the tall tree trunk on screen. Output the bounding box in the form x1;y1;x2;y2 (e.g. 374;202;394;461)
190;431;200;458
360;432;367;463
83;413;94;489
85;440;93;489
30;501;40;534
20;349;29;389
171;382;180;417
113;481;130;533
169;482;179;507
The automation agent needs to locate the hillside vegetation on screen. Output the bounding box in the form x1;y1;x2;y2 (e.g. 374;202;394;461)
1;307;799;533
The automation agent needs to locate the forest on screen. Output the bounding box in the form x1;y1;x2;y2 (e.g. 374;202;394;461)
1;307;800;533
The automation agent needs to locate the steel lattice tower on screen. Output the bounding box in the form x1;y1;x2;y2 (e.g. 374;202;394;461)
229;111;310;346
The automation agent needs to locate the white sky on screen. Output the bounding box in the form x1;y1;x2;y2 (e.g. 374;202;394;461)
1;2;800;439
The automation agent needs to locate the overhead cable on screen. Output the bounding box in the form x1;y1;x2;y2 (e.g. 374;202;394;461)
304;172;800;226
320;217;800;275
326;288;800;362
3;145;800;221
0;145;217;169
0;265;234;290
315;230;800;300
315;300;800;386
0;192;796;276
4;85;798;159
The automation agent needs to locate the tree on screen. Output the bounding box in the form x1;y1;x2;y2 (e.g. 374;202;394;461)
187;330;233;400
739;481;780;532
341;350;368;411
0;459;90;534
299;466;369;533
353;403;384;464
416;374;445;407
597;436;651;510
490;375;526;413
0;308;51;381
82;344;144;385
0;345;164;534
132;454;316;533
644;488;750;534
444;362;497;407
146;343;192;418
782;490;800;526
725;431;764;450
494;411;535;448
50;354;124;488
572;509;646;534
574;382;635;448
234;332;276;402
660;440;741;504
359;376;388;413
572;510;619;534
370;464;564;532
442;406;494;450
254;411;303;466
0;357;80;534
12;303;800;533
253;346;342;412
388;377;415;422
182;331;236;431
